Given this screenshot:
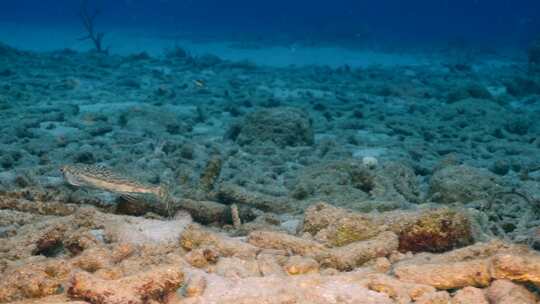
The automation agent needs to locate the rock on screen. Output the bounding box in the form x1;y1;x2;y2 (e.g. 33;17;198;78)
321;231;399;271
362;156;379;169
503;76;540;97
0;259;70;302
184;247;220;268
490;253;540;286
293;160;420;209
180;224;259;259
451;287;488;304
195;53;222;68
217;183;292;213
173;198;229;224
68;266;183;304
398;208;474;253
394;259;492;290
303;203;382;246
429;165;503;204
70;246;113;273
106;216;192;245
284;256;319;275
380;161;421;204
491;159;510;175
446;83;492;103
504;117;531;135
303;203;474;253
366;273;436;303
184;274;207;298
415;291;451;304
198;155;223;192
257;252;287;276
248;230;328;258
248;229;398;271
0;42;21;56
215;257;261;278
486;279;538;304
234;107;314;147
179;271;395;304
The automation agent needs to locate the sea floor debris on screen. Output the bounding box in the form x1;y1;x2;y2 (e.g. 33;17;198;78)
0;195;540;303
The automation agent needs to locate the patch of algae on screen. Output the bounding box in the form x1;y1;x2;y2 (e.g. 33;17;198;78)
331;218;380;247
398;208;474;253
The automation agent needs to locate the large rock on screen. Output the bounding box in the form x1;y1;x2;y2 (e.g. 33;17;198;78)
302;203;474;253
235;107;314;147
291;160;421;210
429;165;503;205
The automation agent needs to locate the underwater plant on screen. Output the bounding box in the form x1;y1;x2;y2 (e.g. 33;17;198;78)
78;0;107;53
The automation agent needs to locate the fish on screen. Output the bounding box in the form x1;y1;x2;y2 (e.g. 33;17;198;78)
60;164;169;202
193;79;206;88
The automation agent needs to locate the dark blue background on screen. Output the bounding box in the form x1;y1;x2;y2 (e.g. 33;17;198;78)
1;0;539;46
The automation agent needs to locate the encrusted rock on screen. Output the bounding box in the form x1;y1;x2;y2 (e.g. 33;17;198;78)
303;203;381;246
365;273;436;304
257;252;287;276
490;253;540;286
184;246;220;268
198;155;223;192
180;224;258;259
429;165;503;204
486;279;538;304
234;107;314;147
68;266;183;304
172;198;228;224
415;291;451;304
451;286;488;304
184;274;207;298
394;259;492;289
284;255;319;275
248;230;327;258
215;257;261;278
217;183;292;213
0;259;71;303
322;231;399;271
397;208;474;253
303;203;474;253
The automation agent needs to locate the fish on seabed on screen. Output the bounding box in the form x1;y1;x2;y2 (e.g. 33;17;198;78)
60;164;169;202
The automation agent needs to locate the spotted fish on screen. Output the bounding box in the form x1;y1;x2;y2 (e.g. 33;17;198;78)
60;164;169;202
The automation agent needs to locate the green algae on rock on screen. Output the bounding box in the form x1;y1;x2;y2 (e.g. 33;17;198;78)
303;202;474;253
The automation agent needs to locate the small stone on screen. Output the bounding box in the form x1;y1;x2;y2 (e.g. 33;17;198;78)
284;255;319;275
491;160;510;176
184;247;219;269
486;279;538;304
373;257;392;273
184;274;207;297
416;291;451;304
362;156;379;169
452;287;488;304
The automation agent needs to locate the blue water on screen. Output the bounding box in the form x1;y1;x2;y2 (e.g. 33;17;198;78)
2;0;540;48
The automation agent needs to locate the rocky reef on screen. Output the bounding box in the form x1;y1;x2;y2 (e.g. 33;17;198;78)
1;41;540;303
2;198;540;304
